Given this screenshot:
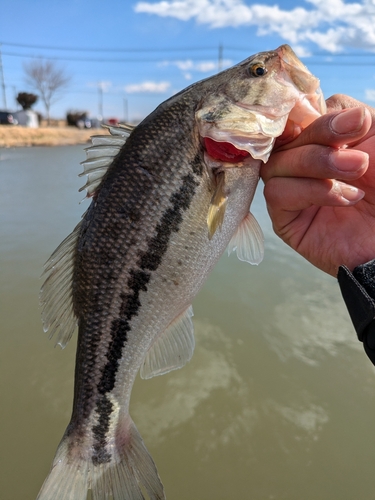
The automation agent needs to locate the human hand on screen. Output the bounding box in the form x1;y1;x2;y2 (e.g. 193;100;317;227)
261;94;375;277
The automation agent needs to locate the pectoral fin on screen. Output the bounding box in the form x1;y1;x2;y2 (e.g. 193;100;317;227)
140;306;195;379
227;212;264;264
207;171;227;239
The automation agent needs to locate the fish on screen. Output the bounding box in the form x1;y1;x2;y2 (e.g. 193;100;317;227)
37;45;325;500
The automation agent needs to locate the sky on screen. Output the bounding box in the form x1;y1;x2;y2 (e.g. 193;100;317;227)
3;0;375;122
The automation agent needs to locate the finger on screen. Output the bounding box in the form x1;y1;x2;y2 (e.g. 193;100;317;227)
326;94;375;120
274;118;301;145
274;107;371;152
261;144;369;183
264;177;365;227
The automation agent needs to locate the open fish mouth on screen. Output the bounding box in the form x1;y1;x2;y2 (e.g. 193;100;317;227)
197;44;326;164
203;135;267;164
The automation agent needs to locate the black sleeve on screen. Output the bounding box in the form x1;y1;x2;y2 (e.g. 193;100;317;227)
337;261;375;365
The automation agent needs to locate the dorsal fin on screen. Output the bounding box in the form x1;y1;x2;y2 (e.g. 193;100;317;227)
79;123;135;197
40;220;82;348
227;212;264;264
40;124;135;348
140;306;195;379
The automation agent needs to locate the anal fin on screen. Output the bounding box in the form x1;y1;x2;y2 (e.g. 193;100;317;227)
140;306;195;379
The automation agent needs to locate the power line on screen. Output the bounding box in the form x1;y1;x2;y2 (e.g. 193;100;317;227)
1;50;223;64
302;61;375;66
4;50;375;66
3;40;375;58
3;50;375;66
0;41;216;53
224;46;375;57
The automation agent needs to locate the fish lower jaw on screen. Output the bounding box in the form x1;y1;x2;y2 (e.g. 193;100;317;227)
203;152;262;173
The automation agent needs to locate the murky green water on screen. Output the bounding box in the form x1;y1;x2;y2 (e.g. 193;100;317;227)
1;145;375;500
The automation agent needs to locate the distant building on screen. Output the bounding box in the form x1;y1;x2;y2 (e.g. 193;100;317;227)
14;109;39;128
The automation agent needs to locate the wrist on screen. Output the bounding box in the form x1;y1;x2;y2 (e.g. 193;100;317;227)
338;261;375;364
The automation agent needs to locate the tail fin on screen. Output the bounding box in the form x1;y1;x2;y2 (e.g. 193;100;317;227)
36;419;165;500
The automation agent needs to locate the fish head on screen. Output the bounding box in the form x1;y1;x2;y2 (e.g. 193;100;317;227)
196;44;326;163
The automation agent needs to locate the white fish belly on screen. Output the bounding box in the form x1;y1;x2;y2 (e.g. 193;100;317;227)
112;165;260;403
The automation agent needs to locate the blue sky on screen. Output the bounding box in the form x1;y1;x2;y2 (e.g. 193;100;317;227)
2;0;375;122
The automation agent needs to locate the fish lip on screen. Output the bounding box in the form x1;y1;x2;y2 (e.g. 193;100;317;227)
277;46;327;119
276;44;322;96
276;44;307;72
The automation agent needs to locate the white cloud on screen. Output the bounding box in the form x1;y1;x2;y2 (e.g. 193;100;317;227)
290;45;312;58
87;81;112;92
123;81;171;93
166;59;195;71
159;58;233;79
135;0;375;53
365;89;375;101
98;81;112;92
195;61;220;72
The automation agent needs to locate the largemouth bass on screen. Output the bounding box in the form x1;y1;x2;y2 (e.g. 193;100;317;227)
37;45;325;500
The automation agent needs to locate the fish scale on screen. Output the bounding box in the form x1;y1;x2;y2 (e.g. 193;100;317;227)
67;99;205;486
37;45;325;499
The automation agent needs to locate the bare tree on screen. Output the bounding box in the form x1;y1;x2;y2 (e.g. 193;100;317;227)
23;59;70;125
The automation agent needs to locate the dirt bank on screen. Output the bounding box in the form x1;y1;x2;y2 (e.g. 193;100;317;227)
0;126;109;148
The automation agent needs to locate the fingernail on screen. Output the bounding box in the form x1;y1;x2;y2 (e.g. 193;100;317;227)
334;181;365;202
330;149;369;172
330;108;365;134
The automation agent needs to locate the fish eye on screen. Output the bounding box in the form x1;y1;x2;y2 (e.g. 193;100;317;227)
248;63;267;77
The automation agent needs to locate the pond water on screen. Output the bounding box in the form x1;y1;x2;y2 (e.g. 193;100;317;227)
1;145;375;500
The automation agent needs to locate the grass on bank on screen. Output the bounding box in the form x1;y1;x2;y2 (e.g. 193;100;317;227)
0;125;109;148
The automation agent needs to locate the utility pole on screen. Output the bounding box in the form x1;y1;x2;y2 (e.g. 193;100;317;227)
0;45;7;109
123;97;128;123
98;82;103;119
218;43;223;73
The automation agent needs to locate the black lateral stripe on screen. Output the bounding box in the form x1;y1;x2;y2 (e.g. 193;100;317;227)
92;395;113;464
97;269;151;395
139;173;198;271
99;172;198;394
191;152;204;176
92;173;199;460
